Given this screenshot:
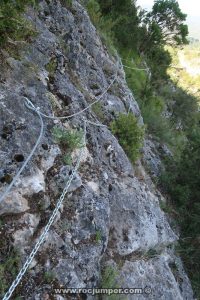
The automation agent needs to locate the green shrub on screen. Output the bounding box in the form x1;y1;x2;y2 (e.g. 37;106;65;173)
86;0;116;56
144;248;159;259
111;113;144;163
101;266;119;289
52;126;84;165
141;96;173;145
159;128;200;297
44;271;55;283
98;0;142;52
86;0;101;25
0;0;36;46
52;127;84;152
92;102;105;122
46;58;57;76
122;50;149;99
100;266;125;299
63;154;73;165
0;250;20;297
95;229;102;243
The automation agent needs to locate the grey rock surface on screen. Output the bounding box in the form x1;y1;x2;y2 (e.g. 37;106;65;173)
108;178;177;256
142;138;162;177
0;0;193;299
118;252;193;300
142;137;173;177
0;190;30;215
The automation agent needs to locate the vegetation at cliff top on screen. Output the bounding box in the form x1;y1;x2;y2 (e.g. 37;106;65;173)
0;0;36;46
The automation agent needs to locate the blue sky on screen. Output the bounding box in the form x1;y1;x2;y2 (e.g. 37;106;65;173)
137;0;200;39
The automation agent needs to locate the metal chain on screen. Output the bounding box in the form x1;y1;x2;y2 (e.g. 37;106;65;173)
0;69;118;206
3;121;86;300
24;71;118;121
121;58;134;63
0;100;44;204
1;63;119;299
122;64;149;71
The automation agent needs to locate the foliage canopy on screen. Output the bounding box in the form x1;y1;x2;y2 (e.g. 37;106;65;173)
144;0;189;47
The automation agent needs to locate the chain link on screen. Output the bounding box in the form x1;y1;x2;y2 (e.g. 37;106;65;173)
3;121;86;300
0;99;44;205
2;63;119;299
24;71;118;120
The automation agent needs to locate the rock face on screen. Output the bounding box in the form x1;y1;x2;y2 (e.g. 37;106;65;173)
0;1;193;299
119;252;193;300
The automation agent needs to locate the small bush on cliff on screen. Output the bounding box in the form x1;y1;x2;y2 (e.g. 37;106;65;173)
52;127;84;151
101;266;119;289
0;250;20;297
52;126;84;165
86;0;101;25
92;102;105;122
111;113;145;164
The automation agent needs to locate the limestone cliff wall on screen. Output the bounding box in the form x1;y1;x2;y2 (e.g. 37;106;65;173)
0;1;193;299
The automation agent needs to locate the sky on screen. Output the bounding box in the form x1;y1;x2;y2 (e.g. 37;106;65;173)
137;0;200;39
